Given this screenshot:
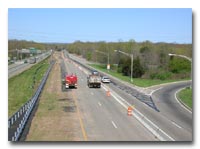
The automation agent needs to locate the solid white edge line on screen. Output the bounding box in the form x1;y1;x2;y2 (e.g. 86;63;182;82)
102;84;175;141
175;88;192;114
148;87;163;96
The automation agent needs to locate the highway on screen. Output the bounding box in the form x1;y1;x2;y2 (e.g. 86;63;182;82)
62;54;158;141
12;51;192;141
67;52;192;141
8;51;51;78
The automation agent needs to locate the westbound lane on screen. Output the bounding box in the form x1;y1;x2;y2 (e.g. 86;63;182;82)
62;53;158;141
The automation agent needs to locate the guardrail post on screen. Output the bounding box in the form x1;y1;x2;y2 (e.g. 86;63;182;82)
15;114;17;121
8;120;11;128
12;136;15;141
14;131;17;138
11;117;14;125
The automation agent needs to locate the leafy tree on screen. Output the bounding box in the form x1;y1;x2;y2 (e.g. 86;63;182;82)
86;51;92;61
169;57;191;73
132;57;145;78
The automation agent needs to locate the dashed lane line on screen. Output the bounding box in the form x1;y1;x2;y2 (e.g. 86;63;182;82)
111;121;118;129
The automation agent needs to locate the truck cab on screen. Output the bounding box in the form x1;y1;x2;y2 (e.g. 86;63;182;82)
63;74;78;89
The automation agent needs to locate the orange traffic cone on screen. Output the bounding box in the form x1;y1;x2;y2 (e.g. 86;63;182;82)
107;90;111;97
127;106;133;116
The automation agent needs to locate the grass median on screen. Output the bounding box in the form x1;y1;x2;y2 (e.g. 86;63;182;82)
8;58;50;117
89;64;189;87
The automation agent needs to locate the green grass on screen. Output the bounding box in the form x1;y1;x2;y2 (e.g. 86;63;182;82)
178;87;192;109
8;58;50;117
89;64;189;87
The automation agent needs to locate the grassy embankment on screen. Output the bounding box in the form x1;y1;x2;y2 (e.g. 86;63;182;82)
8;58;50;117
178;87;192;109
89;64;190;87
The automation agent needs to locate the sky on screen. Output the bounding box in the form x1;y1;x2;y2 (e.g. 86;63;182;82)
8;8;192;44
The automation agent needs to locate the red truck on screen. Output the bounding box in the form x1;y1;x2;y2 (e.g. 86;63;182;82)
62;74;78;89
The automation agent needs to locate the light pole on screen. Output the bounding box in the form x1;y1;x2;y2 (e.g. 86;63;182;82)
114;50;133;82
95;50;110;71
168;53;192;83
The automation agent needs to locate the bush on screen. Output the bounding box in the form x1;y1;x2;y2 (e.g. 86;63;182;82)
150;72;172;80
169;57;191;73
117;67;122;73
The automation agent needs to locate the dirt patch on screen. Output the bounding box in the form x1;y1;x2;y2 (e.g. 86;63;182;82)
62;106;76;113
57;98;72;102
25;51;83;141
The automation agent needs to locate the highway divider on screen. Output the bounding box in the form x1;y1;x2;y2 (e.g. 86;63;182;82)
8;60;55;141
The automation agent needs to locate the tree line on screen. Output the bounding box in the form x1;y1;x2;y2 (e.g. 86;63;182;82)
8;39;192;80
66;40;192;80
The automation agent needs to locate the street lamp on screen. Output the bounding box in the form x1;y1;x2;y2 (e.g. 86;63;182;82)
168;53;192;82
114;50;133;82
168;53;192;62
95;50;110;71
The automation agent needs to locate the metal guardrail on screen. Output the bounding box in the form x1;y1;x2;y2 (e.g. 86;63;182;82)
8;61;55;141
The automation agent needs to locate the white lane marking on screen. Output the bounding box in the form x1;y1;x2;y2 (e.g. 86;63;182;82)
175;88;192;114
101;84;175;141
102;85;128;109
69;58;174;141
148;87;163;96
171;121;182;129
111;121;118;129
98;102;102;106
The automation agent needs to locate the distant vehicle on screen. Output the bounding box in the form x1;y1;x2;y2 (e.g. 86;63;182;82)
91;70;99;75
62;74;78;89
87;71;101;88
29;57;36;64
101;76;110;83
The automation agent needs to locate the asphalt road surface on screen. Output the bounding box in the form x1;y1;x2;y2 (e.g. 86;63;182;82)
151;82;192;141
63;56;158;141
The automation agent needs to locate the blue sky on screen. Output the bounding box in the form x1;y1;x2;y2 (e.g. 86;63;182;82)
8;8;192;43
